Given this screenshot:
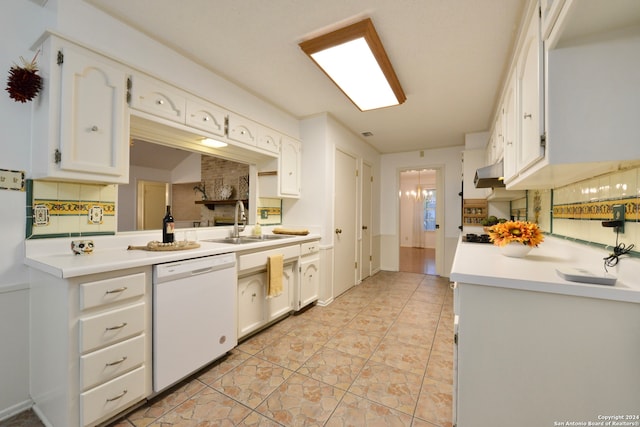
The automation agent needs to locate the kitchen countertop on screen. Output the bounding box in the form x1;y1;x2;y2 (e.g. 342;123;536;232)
450;234;640;303
25;230;321;279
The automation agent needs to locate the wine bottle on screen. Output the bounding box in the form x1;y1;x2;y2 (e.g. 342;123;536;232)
162;205;175;243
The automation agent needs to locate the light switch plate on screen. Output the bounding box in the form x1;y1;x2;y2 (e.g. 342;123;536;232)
0;168;25;191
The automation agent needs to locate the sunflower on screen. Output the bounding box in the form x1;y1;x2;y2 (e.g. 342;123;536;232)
487;221;544;247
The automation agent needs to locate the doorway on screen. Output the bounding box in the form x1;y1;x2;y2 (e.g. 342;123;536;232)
137;180;170;230
398;168;441;275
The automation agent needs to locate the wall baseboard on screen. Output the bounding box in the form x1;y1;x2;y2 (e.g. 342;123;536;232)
0;400;34;423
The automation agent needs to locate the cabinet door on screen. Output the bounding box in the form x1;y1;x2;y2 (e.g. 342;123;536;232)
228;114;258;146
237;273;266;338
58;47;129;180
185;99;227;138
129;74;186;122
502;75;518;182
279;137;301;197
266;263;294;321
517;7;545;173
299;258;319;309
257;125;281;154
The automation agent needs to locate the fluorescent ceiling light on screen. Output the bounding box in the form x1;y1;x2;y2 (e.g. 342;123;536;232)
299;18;406;111
202;138;227;148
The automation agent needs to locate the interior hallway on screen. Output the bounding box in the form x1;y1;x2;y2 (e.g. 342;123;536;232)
400;247;437;275
1;271;453;427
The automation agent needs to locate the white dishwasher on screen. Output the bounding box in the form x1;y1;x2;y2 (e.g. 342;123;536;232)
153;253;237;392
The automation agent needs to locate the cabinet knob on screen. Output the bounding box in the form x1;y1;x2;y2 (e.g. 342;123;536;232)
335;228;342;234
203;116;210;121
362;225;368;230
252;293;257;297
91;125;99;132
523;113;532;119
156;99;164;105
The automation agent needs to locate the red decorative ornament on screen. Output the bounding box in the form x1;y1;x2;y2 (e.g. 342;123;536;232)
6;51;43;103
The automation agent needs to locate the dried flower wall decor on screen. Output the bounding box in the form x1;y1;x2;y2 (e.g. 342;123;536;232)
5;51;43;103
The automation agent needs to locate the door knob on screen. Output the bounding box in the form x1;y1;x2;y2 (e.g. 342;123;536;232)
335;228;342;234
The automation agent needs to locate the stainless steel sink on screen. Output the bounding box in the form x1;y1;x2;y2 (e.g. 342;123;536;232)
203;235;294;245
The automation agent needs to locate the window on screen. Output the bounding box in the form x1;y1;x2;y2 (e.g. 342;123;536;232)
423;190;436;231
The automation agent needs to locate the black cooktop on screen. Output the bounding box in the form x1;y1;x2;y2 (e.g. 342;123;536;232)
463;233;492;244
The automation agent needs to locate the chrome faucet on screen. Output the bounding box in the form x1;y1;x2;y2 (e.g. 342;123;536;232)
233;200;246;238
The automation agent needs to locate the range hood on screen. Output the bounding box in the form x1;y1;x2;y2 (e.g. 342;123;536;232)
474;160;505;188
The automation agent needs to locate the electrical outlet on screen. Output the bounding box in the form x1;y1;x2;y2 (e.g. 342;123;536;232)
612;204;625;233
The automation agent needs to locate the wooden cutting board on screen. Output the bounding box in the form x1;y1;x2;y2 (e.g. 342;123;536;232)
127;241;201;251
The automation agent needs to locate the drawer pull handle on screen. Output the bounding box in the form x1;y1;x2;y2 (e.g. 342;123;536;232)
105;322;127;331
106;389;128;402
105;356;128;367
105;287;128;294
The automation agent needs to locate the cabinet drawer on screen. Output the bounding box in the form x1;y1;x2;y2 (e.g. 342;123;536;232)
185;99;227;137
227;114;258;146
130;75;186;122
80;302;145;353
238;245;300;273
300;241;319;256
80;273;146;310
81;334;146;391
256;125;281;154
81;365;145;427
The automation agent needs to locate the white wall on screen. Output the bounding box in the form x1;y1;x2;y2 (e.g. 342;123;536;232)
380;146;464;276
0;1;55;419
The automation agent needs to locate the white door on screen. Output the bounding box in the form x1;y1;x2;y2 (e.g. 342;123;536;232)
360;162;372;281
333;149;357;298
137;180;168;230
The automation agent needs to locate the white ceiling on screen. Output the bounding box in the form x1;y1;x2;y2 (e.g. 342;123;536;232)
87;0;527;154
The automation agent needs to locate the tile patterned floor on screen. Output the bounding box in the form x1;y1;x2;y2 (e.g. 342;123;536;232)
1;271;453;427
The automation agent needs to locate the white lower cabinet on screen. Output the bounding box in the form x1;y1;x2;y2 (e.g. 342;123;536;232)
29;267;152;427
454;282;640;426
236;242;321;339
237;272;267;338
297;241;320;310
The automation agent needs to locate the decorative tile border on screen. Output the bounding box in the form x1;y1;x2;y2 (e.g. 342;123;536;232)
26;179;117;239
31;200;115;217
553;197;639;221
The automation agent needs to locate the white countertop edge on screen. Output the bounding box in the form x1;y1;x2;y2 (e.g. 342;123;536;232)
450;234;640;304
25;229;321;279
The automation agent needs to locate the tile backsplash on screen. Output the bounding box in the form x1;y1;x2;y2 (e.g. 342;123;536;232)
27;180;116;238
541;166;639;253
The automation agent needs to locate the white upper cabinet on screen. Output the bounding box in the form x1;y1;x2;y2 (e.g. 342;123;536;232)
185;98;227;138
256;125;281;154
279;136;301;197
31;33;130;184
502;75;518;182
227;114;259;147
515;5;545;175
129;74;186;123
258;135;301;199
505;0;640;189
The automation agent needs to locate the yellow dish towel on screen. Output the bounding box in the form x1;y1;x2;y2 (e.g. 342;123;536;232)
267;254;284;298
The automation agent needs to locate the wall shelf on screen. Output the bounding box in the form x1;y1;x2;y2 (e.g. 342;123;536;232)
195;199;248;210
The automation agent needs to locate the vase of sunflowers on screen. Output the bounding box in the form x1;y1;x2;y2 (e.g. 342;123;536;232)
486;221;544;258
